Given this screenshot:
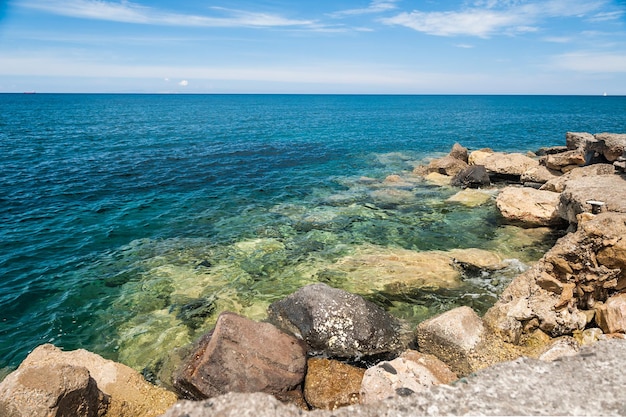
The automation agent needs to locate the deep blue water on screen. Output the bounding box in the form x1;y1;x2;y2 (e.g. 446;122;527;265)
1;94;625;373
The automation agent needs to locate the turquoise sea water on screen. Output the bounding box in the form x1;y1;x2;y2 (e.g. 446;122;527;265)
1;94;625;376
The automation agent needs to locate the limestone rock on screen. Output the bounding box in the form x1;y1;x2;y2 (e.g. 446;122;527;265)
449;142;469;163
496;186;564;227
566;131;595;150
594;133;626;161
521;165;562;185
468;148;494;166
0;362;109;417
268;283;410;359
360;350;456;405
304;358;364;410
3;343;175;417
446;188;493;207
427;155;469;177
540;163;615;192
447;248;504;271
174;312;307;400
595;293;626;334
481;152;539;180
542;149;586;172
450;165;491;189
423;172;452;186
557;175;626;224
538;336;580;361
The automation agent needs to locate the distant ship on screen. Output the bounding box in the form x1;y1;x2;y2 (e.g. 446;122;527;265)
603;92;608;97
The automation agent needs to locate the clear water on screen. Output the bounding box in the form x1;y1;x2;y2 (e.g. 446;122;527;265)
1;94;625;374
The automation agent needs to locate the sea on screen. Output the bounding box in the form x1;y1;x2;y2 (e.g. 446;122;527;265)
1;94;625;377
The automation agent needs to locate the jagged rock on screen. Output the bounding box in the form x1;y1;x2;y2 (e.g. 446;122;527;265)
580;212;626;286
450;165;491;189
268;283;411;359
540;163;615;193
481;152;539;180
468;148;494;166
496;186;564;227
521;165;562;185
446;189;492;207
360;350;456;405
536;145;568;156
304;358;364;410
557;175;626;224
427;155;469;177
484;213;626;343
538;336;580;361
449;142;469;163
0;362;109;417
173;312;307;400
0;343;175;417
159;340;626;417
566;131;595;150
542;149;586;172
593;133;626;161
595;293;626;334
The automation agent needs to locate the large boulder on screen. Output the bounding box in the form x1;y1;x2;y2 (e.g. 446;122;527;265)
520;165;562;186
427;155;469;177
542;149;586;172
557;175;626;224
481;152;539;181
484;212;626;343
173;312;307;401
450;165;491;189
540;163;615;192
359;350;456;405
468;148;494;166
593;133;626;162
0;362;109;417
160;340;626;417
268;283;411;359
0;343;175;417
448;142;469;163
304;358;364;410
595;293;626;334
496;186;564;227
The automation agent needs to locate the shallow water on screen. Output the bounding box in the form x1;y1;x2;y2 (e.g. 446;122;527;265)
1;94;624;373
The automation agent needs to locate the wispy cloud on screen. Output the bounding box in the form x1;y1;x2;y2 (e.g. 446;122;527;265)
330;0;399;18
381;0;608;38
17;0;317;28
550;51;626;72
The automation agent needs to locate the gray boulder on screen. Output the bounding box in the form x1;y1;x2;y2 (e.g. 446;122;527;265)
268;283;411;358
450;165;491;188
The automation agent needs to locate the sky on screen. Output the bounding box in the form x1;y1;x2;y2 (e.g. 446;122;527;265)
0;0;625;94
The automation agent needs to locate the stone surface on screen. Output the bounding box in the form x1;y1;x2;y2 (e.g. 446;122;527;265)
160;340;626;417
449;142;469;162
304;358;364;410
540;163;615;192
557;175;626;224
446;189;493;206
427;155;469;177
496;186;564;227
268;283;411;359
481;152;539;180
595;293;626;334
173;312;307;400
521;165;562;185
0;362;109;417
360;350;456;405
2;343;175;417
450;165;491;189
537;336;580;361
566;131;595;150
593;133;626;161
423;172;452;186
542;149;586;171
467;148;493;166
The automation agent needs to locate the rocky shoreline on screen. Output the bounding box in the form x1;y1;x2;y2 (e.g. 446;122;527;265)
1;132;625;417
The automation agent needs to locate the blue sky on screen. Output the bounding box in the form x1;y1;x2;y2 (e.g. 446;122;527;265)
1;0;625;94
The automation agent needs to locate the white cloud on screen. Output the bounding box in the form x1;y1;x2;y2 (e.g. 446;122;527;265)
17;0;317;28
550;51;626;72
381;0;608;37
330;0;399;17
178;79;188;86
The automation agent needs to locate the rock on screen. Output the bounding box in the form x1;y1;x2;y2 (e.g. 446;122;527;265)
173;312;307;400
538;336;580;361
496;186;564;227
580;211;626;285
566;131;595;150
468;148;494;166
160;340;626;417
542;149;586;172
481;152;539;181
450;165;491;189
360;350;456;405
557;175;626;224
268;283;411;359
427;155;469;177
1;343;174;417
0;362;109;417
423;172;452;186
536;145;568;156
520;165;562;185
447;248;504;271
594;133;626;161
448;143;469;163
446;189;493;207
304;358;364;410
595;293;626;334
540;163;615;192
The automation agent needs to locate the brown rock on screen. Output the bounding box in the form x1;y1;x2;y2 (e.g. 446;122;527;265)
566;132;595;150
0;362;109;417
595;294;626;334
359;350;457;405
538;337;580;361
496;186;564;227
557;175;626;224
174;312;307;400
482;152;539;179
15;343;176;417
449;143;469;163
594;133;626;161
543;150;586;171
540;164;615;193
304;358;364;410
427;155;469;177
468;148;494;166
521;165;562;185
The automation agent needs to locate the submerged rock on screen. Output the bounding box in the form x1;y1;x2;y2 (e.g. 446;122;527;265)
268;283;411;359
446;188;493;207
